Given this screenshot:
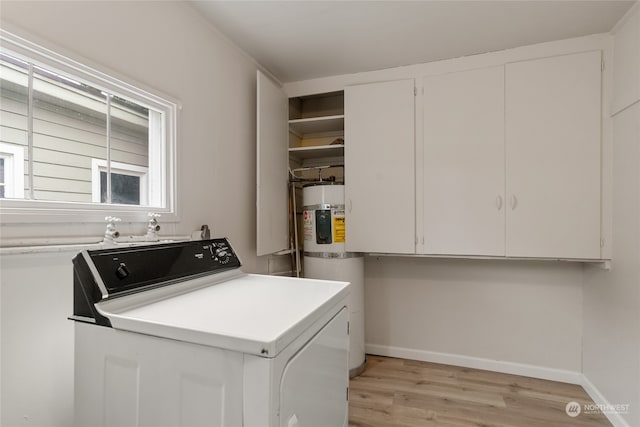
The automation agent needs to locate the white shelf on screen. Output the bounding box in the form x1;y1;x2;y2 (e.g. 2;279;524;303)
288;144;344;161
288;115;344;136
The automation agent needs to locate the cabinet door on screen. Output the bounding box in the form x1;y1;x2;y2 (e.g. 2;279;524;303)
256;70;289;256
344;79;415;254
423;66;505;256
505;51;602;259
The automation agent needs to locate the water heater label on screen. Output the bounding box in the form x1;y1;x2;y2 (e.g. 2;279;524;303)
303;210;313;241
333;209;345;243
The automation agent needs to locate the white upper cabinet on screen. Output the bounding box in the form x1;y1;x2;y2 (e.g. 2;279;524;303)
423;66;506;256
421;51;602;259
344;79;416;254
505;51;602;259
271;38;607;260
256;70;289;256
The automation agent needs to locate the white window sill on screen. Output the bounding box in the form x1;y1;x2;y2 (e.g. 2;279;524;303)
0;235;191;255
0;198;178;224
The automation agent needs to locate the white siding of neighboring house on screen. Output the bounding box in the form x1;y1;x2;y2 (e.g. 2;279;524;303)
0;65;148;203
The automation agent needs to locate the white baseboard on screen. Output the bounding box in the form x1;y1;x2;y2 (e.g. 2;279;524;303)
365;343;583;384
365;344;633;427
580;375;633;427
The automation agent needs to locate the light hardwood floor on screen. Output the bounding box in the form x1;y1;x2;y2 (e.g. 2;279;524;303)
348;355;612;427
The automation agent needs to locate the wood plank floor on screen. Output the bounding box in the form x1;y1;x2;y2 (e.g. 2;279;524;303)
348;355;612;427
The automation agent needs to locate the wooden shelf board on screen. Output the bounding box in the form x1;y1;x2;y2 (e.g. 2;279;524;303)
288;144;344;161
288;115;344;136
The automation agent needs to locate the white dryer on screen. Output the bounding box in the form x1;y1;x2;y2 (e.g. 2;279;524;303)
72;238;350;427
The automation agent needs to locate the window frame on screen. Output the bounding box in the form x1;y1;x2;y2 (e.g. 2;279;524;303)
0;142;25;199
0;29;179;224
91;159;149;206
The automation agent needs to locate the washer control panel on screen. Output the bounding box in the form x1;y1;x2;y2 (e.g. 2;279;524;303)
85;238;241;296
73;238;242;326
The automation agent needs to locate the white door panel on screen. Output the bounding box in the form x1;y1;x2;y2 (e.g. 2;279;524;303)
345;79;415;254
256;70;289;256
505;51;601;258
74;323;243;427
423;66;505;256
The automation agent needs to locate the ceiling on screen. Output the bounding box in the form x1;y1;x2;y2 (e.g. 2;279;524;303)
190;1;635;83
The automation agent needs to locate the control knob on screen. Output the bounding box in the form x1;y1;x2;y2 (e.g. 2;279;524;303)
215;247;230;264
115;263;130;279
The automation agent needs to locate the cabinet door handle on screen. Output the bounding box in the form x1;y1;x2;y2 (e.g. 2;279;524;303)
510;195;518;210
348;199;353;213
495;195;503;210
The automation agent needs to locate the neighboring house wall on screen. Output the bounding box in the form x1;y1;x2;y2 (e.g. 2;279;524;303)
0;70;148;203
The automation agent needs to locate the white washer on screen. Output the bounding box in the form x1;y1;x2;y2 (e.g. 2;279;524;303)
72;239;350;427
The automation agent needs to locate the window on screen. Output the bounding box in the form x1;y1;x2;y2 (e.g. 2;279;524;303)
91;159;148;205
0;30;178;223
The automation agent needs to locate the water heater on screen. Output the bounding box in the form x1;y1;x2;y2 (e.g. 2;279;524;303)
302;183;366;377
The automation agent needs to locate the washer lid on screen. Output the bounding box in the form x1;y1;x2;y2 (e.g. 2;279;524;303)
95;272;350;358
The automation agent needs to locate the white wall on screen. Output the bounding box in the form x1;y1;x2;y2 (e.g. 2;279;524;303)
365;257;583;379
583;4;640;427
0;2;268;426
0;250;75;427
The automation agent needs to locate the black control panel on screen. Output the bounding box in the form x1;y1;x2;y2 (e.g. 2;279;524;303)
72;238;241;326
315;210;332;244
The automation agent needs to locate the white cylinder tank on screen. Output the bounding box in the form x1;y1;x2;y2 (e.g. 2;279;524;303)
302;183;365;377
